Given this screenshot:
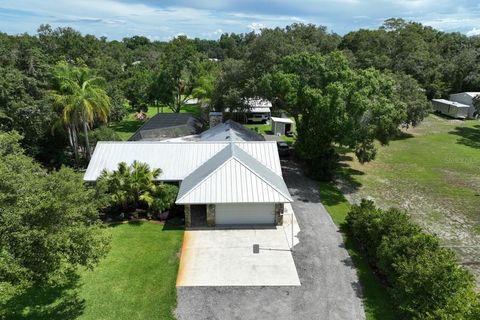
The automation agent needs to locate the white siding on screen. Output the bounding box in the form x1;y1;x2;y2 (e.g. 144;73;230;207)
215;203;275;225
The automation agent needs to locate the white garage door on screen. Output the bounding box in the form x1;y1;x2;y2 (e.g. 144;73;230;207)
215;203;275;225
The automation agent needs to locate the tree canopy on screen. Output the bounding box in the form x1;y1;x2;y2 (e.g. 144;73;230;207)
0;131;109;304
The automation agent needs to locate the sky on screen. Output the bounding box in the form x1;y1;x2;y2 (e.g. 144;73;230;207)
0;0;479;41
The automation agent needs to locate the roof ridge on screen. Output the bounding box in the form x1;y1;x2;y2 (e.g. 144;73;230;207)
175;144;233;203
231;151;292;202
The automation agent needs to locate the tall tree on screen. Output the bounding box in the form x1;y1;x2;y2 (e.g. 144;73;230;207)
151;36;199;112
261;51;406;179
0;132;109;304
51;61;111;164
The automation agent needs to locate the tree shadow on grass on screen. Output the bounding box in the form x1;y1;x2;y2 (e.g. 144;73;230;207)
162;216;185;231
2;273;84;320
391;130;414;141
449;125;480;149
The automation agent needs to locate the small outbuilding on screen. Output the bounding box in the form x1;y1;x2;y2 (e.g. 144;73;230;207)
449;92;480;119
129;113;204;141
271;117;294;136
431;99;470;119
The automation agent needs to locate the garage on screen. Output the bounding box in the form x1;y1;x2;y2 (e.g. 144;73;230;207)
215;203;275;225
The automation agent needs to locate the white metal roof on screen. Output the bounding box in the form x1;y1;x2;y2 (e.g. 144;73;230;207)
200;120;264;141
176;143;292;204
450;92;480;98
431;99;470;108
271;117;294;124
84;141;282;181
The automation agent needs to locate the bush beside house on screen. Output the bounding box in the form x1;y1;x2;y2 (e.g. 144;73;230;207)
97;161;178;220
346;200;480;319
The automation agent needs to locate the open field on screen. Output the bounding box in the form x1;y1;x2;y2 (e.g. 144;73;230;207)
337;114;480;285
110;104;203;140
4;221;184;320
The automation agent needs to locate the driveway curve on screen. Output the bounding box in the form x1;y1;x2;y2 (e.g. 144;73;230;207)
175;159;365;320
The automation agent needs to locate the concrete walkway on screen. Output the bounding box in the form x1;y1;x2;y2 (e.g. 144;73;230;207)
176;159;365;320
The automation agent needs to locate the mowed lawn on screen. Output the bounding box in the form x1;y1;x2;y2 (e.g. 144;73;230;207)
110;104;202;140
5;221;184;320
339;114;480;281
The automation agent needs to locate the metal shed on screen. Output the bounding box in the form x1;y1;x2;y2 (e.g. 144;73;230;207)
271;117;294;135
449;92;480;119
431;99;470;119
129;113;204;141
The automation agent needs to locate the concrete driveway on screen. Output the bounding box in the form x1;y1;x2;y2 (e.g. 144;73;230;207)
176;227;300;286
176;159;365;320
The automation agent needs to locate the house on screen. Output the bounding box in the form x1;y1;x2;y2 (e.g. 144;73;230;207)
129;113;204;141
431;99;470;119
200;119;264;141
271;117;294;135
449;92;480;119
84;141;292;227
224;98;272;123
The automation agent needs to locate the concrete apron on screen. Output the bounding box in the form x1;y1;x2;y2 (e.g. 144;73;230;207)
176;220;301;287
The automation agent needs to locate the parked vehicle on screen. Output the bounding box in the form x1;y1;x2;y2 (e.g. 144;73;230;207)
277;141;290;157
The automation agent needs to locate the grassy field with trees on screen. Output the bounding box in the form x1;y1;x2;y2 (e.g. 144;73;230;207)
338;114;480;284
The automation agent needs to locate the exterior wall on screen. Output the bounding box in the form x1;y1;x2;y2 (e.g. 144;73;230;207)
209;112;223;127
272;121;285;135
206;204;216;227
275;203;284;226
184;204;191;228
450;93;478;118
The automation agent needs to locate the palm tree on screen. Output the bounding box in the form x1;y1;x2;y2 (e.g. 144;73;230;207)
51;61;111;164
99;161;163;212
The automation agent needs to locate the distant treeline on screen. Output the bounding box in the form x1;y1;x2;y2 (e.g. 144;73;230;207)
0;19;478;169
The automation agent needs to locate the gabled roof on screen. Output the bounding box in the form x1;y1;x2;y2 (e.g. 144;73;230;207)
176;143;292;204
84;141;282;181
200;120;265;142
129;113;204;141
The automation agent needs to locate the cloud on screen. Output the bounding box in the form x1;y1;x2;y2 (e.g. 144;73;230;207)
248;22;267;33
467;28;480;36
0;0;479;39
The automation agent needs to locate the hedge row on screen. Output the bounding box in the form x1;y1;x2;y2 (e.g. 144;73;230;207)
346;199;480;320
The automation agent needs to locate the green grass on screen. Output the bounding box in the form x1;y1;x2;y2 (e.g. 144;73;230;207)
341;114;480;237
245;117;297;145
110;104;203;140
4;221;184;320
319;182;399;320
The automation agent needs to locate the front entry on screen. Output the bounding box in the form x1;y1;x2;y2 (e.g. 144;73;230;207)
215;203;275;225
190;205;207;227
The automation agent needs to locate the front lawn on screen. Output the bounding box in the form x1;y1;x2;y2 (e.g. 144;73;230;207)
4;221;184;320
319;182;399;320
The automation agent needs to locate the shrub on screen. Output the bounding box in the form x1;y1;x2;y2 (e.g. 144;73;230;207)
346;200;480;319
97;161;178;218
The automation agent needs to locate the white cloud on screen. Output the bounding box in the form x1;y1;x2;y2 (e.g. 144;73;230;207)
467;27;480;36
248;22;267;33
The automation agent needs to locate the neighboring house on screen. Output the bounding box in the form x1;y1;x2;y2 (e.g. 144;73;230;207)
431;99;470;119
129;113;204;141
449;92;480;119
84;141;292;227
200;119;264;141
224;98;272;123
271;117;294;135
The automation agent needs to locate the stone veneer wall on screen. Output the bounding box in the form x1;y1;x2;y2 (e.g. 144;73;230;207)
184;204;191;228
206;204;216;227
275;203;284;226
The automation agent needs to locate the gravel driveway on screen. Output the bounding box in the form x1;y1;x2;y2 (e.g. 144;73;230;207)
175;159;365;320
